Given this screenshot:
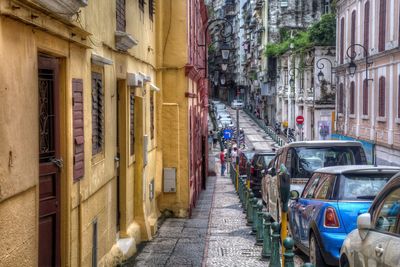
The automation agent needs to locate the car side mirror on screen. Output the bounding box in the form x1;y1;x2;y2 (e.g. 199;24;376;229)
290;190;300;201
357;213;371;240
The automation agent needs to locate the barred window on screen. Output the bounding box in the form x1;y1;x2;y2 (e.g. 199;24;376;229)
340;18;344;64
351;10;356;56
116;0;126;32
338;83;344;114
378;0;386;52
149;0;155;21
139;0;145;12
364;1;370;56
130;92;135;156
91;72;104;155
150;91;155;139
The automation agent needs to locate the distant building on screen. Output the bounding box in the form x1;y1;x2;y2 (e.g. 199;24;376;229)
335;0;400;165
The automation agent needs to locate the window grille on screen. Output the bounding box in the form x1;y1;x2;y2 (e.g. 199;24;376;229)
378;77;386;117
150;91;155;139
378;0;386;52
91;72;104;155
130;92;135;156
363;79;369;116
116;0;126;32
149;0;155;21
139;0;145;12
350;82;355;115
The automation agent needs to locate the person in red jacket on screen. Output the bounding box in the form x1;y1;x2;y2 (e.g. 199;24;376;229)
219;149;226;176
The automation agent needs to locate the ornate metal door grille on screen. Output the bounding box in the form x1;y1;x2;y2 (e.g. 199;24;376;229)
39;69;56;162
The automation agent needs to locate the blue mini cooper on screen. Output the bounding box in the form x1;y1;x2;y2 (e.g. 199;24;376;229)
289;166;400;266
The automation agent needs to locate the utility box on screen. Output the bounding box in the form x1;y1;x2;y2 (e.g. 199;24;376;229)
163;168;176;193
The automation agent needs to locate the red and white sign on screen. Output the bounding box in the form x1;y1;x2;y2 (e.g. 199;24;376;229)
296;115;304;125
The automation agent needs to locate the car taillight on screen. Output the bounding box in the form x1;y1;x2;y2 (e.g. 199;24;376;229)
324;207;340;228
250;166;254;175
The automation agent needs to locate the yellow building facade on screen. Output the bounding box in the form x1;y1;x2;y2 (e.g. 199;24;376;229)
0;0;208;266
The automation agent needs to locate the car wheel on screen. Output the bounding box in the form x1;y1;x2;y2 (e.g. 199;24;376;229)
309;233;326;267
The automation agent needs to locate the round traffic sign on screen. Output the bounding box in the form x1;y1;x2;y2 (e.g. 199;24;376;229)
296;115;304;125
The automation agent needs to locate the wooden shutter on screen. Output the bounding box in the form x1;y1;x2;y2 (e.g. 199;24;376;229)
379;76;386;117
351;10;356;56
150;91;154;139
364;2;370;56
116;0;126;32
92;72;104;155
149;0;155;21
350;82;355;114
340;18;345;64
130;92;135;156
379;0;386;52
73;79;85;181
363;79;369;115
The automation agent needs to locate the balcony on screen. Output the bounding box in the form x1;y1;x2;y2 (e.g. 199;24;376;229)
35;0;88;17
115;31;138;51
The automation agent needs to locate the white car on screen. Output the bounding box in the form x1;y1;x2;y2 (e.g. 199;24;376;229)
340;172;400;267
231;99;244;109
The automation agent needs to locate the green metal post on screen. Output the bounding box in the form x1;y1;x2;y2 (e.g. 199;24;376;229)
256;206;264;245
269;222;281;267
283;237;294;267
251;198;258;234
246;192;254;225
243;187;249;214
262;212;272;259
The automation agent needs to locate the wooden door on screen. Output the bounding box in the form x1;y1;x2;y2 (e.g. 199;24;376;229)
38;55;61;267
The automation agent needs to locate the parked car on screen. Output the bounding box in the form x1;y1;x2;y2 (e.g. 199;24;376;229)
238;150;256;176
262;141;368;222
214;103;226;112
289;166;400;266
231;99;244;109
340;171;400;267
249;151;275;198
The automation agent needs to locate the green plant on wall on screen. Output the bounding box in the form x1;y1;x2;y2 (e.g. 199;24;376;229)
308;13;336;46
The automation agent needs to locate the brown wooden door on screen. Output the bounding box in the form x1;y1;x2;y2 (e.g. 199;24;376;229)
38;55;61;267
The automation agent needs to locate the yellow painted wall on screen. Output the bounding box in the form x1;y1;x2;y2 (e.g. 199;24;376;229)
0;0;161;266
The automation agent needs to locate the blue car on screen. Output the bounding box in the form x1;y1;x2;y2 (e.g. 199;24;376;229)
289;165;400;266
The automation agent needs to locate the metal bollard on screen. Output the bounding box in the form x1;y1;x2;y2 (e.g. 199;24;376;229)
251;198;259;234
269;222;281;267
246;192;254;225
283;237;295;267
241;178;246;204
239;178;245;203
262;212;272;259
243;187;249;214
256;204;264;245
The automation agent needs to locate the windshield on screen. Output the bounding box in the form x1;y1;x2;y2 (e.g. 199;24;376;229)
291;146;366;178
339;174;393;200
263;155;275;165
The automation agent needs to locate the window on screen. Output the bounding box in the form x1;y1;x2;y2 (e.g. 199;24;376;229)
139;0;145;12
149;0;155;21
92;72;104;155
379;0;386;52
116;0;126;32
340;17;344;64
363;79;369;115
130;92;135;156
374;187;400;233
351;10;356;56
379;76;386;117
302;175;321;199
314;174;335;200
364;1;370;56
323;0;331;14
150;91;154;139
338;83;344;113
340;174;392;200
73;79;85;181
350;81;355;115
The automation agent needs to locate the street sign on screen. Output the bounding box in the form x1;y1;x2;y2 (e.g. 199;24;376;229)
223;129;233;140
296;115;304;125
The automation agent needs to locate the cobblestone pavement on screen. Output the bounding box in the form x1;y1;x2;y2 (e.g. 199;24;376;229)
128;174;216;267
203;162;305;267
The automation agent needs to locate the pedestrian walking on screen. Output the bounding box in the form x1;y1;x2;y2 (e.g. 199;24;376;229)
231;146;238;164
220;149;226;176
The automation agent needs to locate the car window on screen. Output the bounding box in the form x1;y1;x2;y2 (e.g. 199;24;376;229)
314;174;335;200
263;155;274;167
256;156;264;167
267;157;275;170
302;174;321;199
374;187;400;234
339;174;392;200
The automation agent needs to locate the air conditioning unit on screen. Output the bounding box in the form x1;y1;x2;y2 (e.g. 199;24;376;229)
127;72;143;87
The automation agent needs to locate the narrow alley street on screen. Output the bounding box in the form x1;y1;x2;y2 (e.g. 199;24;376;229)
129;112;305;266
